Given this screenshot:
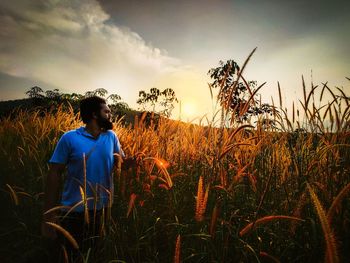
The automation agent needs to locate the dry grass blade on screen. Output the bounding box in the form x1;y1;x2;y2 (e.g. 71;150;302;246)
61;197;94;220
139;111;148;126
320;82;329;102
335;87;349;106
325;85;337;101
209;201;220;237
259;251;280;263
240;82;266;116
239;215;304;237
240;75;254;97
195;176;204;222
327;183;350;224
340;104;350;127
195;177;209;222
226;124;254;144
323;99;337;120
61;245;69;263
227;47;257;110
333;105;341;131
82;153;89;225
6;184;19;206
219;143;253;160
278;82;282;108
79;186;89;225
44;205;71;215
174;234;181;263
307;183;339;263
302;76;307;114
208;83;214;101
143;157;173;188
306;85;319;112
127;193;137;218
45;222;79;249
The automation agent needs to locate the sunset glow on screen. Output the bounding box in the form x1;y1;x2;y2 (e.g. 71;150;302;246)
181;101;197;120
0;0;349;119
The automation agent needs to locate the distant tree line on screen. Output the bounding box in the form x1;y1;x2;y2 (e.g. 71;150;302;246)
25;86;179;116
22;86;179;125
25;86;131;119
10;56;276;127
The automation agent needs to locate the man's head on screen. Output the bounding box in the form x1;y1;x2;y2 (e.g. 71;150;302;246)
80;96;113;130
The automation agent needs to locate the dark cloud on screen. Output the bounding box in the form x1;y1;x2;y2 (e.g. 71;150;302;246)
97;0;350;58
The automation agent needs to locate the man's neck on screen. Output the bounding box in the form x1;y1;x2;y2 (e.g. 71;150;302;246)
85;123;101;138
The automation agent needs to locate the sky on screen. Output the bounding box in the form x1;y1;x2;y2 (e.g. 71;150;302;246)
0;0;349;120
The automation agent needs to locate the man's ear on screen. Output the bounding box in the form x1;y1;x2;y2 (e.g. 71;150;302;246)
92;112;98;119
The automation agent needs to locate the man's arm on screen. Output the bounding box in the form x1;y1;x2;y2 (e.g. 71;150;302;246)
41;163;65;239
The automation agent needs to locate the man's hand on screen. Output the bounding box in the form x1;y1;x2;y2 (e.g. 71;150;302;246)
41;163;64;240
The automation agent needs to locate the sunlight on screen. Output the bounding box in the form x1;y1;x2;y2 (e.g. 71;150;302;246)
181;101;197;120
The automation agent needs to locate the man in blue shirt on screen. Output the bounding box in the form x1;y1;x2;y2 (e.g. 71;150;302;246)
41;96;132;258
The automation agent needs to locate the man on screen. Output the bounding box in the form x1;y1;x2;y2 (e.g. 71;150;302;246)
41;96;132;259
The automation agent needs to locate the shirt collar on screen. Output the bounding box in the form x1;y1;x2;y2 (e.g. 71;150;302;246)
76;126;108;139
76;126;97;139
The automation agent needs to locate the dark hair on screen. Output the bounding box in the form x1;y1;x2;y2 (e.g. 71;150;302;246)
80;96;106;124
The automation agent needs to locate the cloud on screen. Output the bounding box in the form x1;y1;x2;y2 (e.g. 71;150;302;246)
0;0;181;103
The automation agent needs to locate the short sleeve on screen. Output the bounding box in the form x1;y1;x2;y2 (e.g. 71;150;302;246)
114;133;125;158
49;134;70;164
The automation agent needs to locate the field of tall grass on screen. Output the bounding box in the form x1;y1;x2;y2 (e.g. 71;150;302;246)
1;80;350;262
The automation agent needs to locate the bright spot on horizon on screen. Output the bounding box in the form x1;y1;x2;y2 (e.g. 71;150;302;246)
181;101;197;120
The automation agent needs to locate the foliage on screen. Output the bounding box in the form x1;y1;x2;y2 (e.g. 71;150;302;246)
22;86;130;120
1;80;350;262
208;59;274;124
137;87;178;117
25;86;45;99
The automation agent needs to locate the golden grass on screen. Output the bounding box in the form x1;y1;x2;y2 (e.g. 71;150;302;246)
209;200;220;237
6;184;19;206
327;182;350;224
127;193;137;218
239;216;304;237
0;79;349;261
45;222;79;250
174;234;181;263
259;251;280;263
307;183;339;263
195;176;209;222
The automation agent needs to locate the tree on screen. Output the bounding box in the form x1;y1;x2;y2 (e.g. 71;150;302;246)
107;93;130;117
137;88;161;112
107;94;122;105
159;88;178;117
94;88;108;97
208;59;274;124
84;88;108;98
137;87;178;117
26;86;45;99
45;89;61;100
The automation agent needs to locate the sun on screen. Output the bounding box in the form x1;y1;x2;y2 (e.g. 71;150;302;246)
181;101;197;120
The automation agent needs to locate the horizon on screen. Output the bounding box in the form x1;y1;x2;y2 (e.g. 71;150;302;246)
0;0;349;121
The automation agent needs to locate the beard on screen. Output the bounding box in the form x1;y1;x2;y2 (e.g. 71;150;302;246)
97;116;113;130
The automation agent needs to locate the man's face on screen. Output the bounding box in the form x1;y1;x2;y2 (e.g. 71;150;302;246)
96;104;113;130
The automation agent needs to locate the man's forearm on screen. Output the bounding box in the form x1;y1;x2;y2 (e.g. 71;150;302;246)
43;170;62;220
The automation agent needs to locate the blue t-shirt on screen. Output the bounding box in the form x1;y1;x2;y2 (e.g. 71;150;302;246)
49;127;124;212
